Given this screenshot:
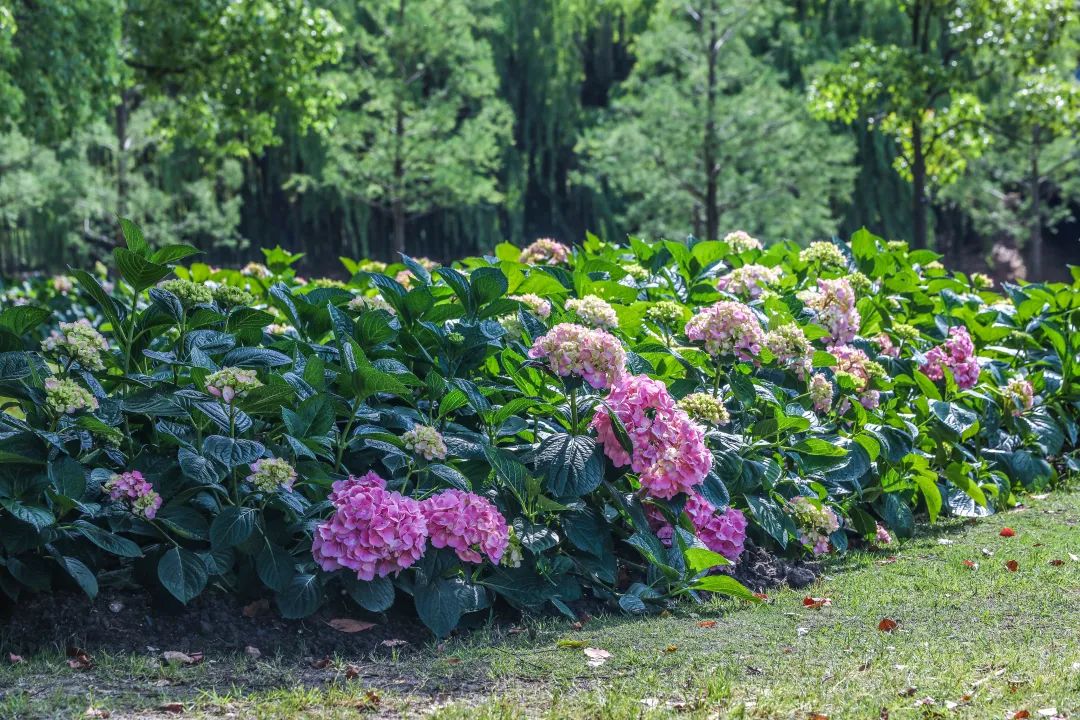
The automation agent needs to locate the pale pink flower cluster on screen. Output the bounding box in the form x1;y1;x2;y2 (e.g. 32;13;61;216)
528;323;626;389
566;295;618;329
348;294;395;315
509;293;552;319
921;326;979;389
647;493;748;563
242;262;271;279
591;374;712;499
52;275;74;294
402;425;448;461
830;345;884;410
41;319;109;370
205;367;262;403
809;373;833;414
1004;377;1035;416
421;489;509;564
874;522;893;546
874;332;899;358
764;323;812;376
715;264;782;299
105;470;162;520
246;458;297;493
789;496;839;556
798;278;859;345
724;231;762;253
684;301;765;362
519;238;570;265
312;472;428;581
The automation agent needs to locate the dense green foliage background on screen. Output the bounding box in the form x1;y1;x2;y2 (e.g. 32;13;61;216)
0;0;1077;276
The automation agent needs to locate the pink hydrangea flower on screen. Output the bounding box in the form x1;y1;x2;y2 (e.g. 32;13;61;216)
874;522;893;546
591;374;713;499
921;326;979;389
519;238;570;265
421;489;509;564
874;332;899;358
809;373;833;414
715;264;781;299
528;323;626;389
798;278;859;345
789;496;839;556
104;470;162;520
509;293;552;319
830;345;885;410
647;493;747;563
1004;377;1035;416
312;473;428;581
684;301;765;362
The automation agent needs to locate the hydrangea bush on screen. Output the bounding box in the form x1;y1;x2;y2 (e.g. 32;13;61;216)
0;220;1077;636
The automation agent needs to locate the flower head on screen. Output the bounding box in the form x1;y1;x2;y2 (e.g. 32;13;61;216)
205;366;263;403
789;496;840;556
241;262;271;279
41;319;109;370
348;294;395;315
52;275;74;295
685;301;765;362
105;470;162;519
246;458;297;493
159;279;213;307
402;425;448;461
44;377;98;415
716;264;782;299
874;522;893;546
312;473;428;581
212;285;255;307
566;294;618;330
797;278;859;345
873;332;899;358
724;231;762;253
648;493;747;563
971;272;994;290
809;373;833;414
830;344;885;410
764;323;812;376
677;392;730;426
519;238;570;265
799;241;847;269
645;301;685;328
528;323;626;389
921;326;979;389
591;374;712;499
1004;377;1034;416
509;293;552;319
421;490;509;564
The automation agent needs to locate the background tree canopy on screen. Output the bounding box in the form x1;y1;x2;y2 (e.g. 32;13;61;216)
0;0;1077;279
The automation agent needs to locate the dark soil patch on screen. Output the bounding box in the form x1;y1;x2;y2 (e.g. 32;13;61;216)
727;540;821;591
0;587;432;659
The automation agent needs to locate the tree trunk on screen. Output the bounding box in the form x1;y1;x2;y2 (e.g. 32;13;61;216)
911;122;928;250
392;200;406;258
703;16;718;242
1029;125;1042;280
390;0;407;258
115;91;130;223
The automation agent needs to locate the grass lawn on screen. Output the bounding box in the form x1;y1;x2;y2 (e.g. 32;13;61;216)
2;491;1079;719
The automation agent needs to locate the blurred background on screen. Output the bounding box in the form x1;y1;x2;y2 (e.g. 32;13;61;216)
0;0;1076;279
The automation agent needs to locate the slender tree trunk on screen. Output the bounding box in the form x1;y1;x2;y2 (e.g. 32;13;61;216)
703;16;718;242
390;0;407;258
115;90;130;223
1029;125;1043;280
911;122;928;250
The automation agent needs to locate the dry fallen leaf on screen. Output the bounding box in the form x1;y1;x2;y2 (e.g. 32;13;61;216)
583;647;611;667
1011;711;1031;719
877;618;898;632
344;664;361;679
1000;527;1016;537
664;645;678;653
84;708;110;718
244;646;261;659
878;556;899;565
803;596;832;609
962;560;978;570
898;687;917;697
327;618;377;633
162;651;203;666
753;592;769;601
381;638;409;647
809;713;830;720
158;703;184;714
7;652;24;665
242;599;270;618
310;656;331;669
697;620;718;628
66;647;93;671
1049;559;1065;567
1005;560;1020;572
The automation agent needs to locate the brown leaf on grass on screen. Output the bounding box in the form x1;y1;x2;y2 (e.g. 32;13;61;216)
809;714;830;720
1005;560;1020;572
583;647;611;666
242;599;270;618
664;645;678;653
310;656;331;669
1049;559;1065;567
162;651;203;666
327;618;376;633
381;639;409;647
697;620;718;628
357;690;381;710
1011;712;1031;719
344;664;361;679
897;687;917;697
244;646;261;659
1000;527;1016;537
84;708;110;718
877;556;899;565
7;652;24;664
66;647;93;670
803;596;832;609
962;560;978;570
753;592;769;601
158;703;184;714
877;618;898;632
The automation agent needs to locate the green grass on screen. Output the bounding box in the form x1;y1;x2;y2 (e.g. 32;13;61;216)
3;492;1080;719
